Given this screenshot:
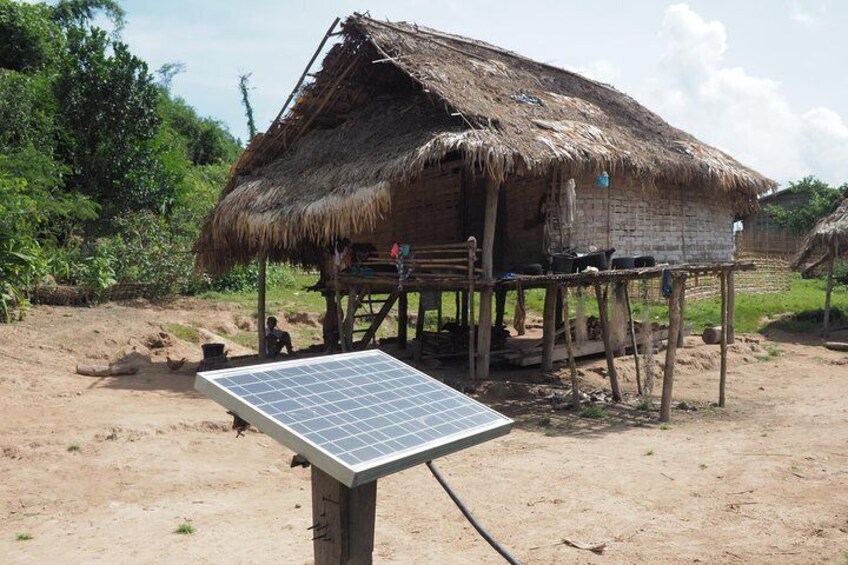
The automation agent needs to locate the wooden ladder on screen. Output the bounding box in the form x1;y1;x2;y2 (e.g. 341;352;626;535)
349;290;399;349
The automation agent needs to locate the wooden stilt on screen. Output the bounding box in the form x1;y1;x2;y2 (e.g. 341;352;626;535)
344;288;359;351
494;287;507;329
398;292;408;350
623;282;643;396
727;269;736;343
542;284;557;372
311;467;377;565
594;282;622;402
613;282;628;356
460;291;468;327
475;178;500;380
436;292;443;330
414;297;426;363
562;286;580;409
333;262;346;353
257;254;267;357
467;237;477;379
823;243;836;339
719;272;729;407
660;273;686;422
676;278;686;348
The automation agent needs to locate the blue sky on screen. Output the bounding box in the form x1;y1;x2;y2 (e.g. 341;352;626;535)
111;1;848;186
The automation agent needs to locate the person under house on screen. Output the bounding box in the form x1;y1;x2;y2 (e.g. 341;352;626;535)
265;316;295;357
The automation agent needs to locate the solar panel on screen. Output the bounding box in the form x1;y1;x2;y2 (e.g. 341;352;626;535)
195;350;513;487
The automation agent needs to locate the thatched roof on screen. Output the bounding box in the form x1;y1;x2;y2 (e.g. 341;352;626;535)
195;14;776;274
793;196;848;272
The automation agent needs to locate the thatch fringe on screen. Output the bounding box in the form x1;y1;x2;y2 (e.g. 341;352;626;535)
793;196;848;271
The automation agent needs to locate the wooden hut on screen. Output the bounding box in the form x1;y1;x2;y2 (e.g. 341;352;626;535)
793;196;848;337
195;15;775;382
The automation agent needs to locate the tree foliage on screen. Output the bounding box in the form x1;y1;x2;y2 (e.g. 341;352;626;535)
765;176;848;233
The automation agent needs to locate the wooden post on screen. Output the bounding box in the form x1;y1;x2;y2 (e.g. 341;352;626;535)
475;177;500;379
460;291;468;327
257;254;267;357
613;282;628;356
823;243;836;339
594;282;622;402
494;287;507;329
333;262;346;353
311;467;377;565
562;286;580;409
398;292;408;350
542;284;558;371
414;296;426;363
727;269;736;343
467;237;477;379
660;273;686;422
676;278;686;348
344;288;359;351
719;272;729;407
623;283;643;396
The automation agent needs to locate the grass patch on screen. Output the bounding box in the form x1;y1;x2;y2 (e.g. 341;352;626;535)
644;449;654;456
579;406;608;419
538;416;551;427
174;522;195;535
699;463;708;470
16;533;33;541
659;423;672;430
67;444;80;453
543;428;558;437
755;344;783;362
636;398;652;411
166;323;201;343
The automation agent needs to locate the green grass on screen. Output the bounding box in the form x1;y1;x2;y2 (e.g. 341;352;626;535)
174;522;195;535
644;449;654;456
579;406;608;419
659;423;672;430
636;398;652;411
538;416;551;427
755;344;783;362
16;533;33;541
166;323;201;343
67;444;80;453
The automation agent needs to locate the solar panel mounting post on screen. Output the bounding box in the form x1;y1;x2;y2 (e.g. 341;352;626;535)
311;467;377;565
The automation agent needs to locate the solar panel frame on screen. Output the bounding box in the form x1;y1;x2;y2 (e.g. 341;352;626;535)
195;350;513;487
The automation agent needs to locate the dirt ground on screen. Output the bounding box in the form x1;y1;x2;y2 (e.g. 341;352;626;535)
1;300;847;564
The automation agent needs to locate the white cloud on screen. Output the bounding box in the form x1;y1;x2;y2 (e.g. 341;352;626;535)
789;2;824;28
648;3;848;185
566;60;621;85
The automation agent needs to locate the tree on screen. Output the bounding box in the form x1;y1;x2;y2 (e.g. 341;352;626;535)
239;73;258;139
0;0;62;71
54;27;176;216
52;0;125;32
765;176;848;233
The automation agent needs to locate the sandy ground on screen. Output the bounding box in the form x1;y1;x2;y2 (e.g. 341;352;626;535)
1;301;847;564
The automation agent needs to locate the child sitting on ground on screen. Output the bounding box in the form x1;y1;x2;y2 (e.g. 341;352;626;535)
265;316;294;357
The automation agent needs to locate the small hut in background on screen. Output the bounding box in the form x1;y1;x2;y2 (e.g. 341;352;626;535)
195;15;775;398
794;196;848;337
737;190;808;256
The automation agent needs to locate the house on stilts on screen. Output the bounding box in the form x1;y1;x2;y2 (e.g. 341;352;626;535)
194;15;775;410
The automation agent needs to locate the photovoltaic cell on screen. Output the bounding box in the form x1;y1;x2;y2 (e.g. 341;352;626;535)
195;350;512;486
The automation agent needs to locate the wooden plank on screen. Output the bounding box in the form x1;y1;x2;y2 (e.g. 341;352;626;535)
594;283;622;402
506;328;677;366
357;290;399;348
660;273;686;422
542;284;557;371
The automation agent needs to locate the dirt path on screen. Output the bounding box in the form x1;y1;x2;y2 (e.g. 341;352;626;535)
1;303;846;564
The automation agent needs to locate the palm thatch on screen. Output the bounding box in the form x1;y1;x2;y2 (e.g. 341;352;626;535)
793;196;848;272
195;14;776;274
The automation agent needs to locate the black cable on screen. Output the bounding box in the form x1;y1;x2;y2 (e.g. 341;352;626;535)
425;461;522;565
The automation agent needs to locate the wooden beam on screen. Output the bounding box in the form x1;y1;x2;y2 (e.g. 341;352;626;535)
414;296;426;364
475;178;500;379
357;290;399;348
719;272;729;407
398;292;408;350
624;282;643;396
311;466;377;565
562;287;580;409
257;254;267;357
467;237;477;379
542;284;558;371
823;242;836;339
660;273;686;422
594;282;622;402
613;282;628;356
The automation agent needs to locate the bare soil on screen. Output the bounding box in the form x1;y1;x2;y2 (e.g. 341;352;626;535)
1;301;847;564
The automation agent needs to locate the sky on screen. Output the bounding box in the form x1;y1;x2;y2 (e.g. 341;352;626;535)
107;1;848;188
